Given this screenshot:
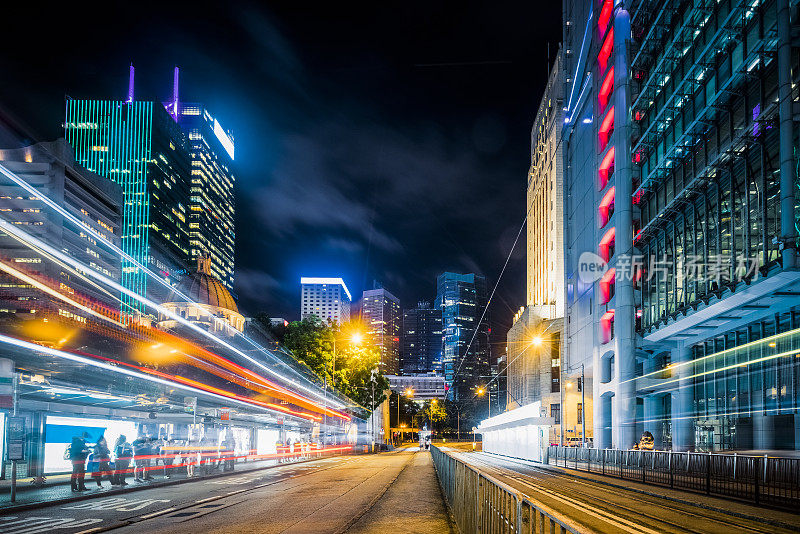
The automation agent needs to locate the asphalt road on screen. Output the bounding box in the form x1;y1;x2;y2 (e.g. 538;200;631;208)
446;448;800;534
0;448;454;534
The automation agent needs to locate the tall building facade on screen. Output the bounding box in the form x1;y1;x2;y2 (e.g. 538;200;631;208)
562;0;800;450
0;140;123;314
436;272;490;400
401;300;443;374
175;100;235;290
505;51;589;442
64;98;192;313
361;284;401;374
300;277;351;324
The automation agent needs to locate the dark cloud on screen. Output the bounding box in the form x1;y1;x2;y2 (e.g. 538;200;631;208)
0;0;562;349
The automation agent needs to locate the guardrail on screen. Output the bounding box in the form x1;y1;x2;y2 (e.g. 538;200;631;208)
431;445;588;533
547;446;800;510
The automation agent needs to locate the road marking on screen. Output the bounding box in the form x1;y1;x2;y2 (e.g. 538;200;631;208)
0;516;103;534
63;497;171;512
138;507;176;520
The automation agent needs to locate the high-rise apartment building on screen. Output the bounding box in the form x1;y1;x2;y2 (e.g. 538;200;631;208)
361;284;401;374
300;277;351;324
562;0;800;450
401;300;443;374
174;95;235;290
64;95;192;313
436;272;490;401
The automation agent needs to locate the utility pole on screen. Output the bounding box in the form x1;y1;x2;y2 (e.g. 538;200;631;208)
581;363;586;447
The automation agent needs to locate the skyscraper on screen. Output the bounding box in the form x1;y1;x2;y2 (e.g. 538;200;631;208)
401;300;443;375
300;277;351;324
561;0;800;450
174;94;236;290
504;49;584;443
65;96;192;313
436;272;489;401
360;284;401;374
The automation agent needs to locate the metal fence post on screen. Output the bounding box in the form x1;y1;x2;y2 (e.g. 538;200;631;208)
706;451;712;495
669;451;673;489
602;448;606;475
754;455;760;505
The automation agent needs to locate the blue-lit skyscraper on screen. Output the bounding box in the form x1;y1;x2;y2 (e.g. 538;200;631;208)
64;97;192;314
436;272;489;400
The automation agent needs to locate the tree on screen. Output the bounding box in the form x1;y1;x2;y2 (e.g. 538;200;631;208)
413;400;446;431
281;317;389;410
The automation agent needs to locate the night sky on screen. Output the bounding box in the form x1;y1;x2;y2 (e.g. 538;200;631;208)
0;1;562;348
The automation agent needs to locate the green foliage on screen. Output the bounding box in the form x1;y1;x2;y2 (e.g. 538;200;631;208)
281;316;388;410
413;400;446;429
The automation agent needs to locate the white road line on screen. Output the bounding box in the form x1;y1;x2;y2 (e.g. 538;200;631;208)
137;507;176;520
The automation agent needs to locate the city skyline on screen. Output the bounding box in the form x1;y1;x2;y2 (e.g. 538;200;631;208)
0;1;562;338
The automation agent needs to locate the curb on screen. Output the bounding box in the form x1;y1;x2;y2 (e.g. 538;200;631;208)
0;453;349;514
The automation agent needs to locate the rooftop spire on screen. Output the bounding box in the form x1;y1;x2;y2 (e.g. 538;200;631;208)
171;66;180;120
127;63;135;103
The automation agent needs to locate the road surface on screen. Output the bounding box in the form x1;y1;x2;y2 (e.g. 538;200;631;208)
0;448;454;534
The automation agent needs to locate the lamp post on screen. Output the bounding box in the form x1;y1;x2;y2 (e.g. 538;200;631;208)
325;331;363;446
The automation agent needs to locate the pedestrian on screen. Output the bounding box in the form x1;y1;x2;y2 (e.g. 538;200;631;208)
69;432;90;492
222;434;235;472
92;436;112;487
114;435;133;486
143;437;155;480
132;435;146;482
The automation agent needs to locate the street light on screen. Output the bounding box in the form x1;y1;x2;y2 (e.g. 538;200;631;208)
476;386;490;417
325;328;364;446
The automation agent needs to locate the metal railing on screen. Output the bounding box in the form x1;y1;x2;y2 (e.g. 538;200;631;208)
431;445;589;533
547;446;800;510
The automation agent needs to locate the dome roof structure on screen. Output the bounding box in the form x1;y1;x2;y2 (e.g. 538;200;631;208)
158;256;244;336
168;256;238;313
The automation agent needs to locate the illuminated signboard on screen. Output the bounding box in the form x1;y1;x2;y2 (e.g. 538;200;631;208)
213;118;235;160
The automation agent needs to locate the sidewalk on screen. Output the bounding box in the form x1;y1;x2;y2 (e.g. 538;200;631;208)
345;450;455;533
0;452;341;512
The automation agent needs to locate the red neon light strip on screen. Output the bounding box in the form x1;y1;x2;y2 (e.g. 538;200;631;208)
599;227;616;262
599;186;616;227
599;67;614;111
598;0;613;35
598;28;614;72
600;268;616;304
598;106;615;152
599;147;615;189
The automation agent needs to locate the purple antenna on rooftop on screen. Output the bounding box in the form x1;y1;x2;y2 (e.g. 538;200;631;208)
171;66;180;120
127;64;135;103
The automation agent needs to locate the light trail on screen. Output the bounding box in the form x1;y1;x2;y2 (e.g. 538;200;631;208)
0;333;320;421
0;216;346;411
0;162;347;408
621;326;800;386
0;259;124;327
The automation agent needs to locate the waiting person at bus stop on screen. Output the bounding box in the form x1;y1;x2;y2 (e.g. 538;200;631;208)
113;435;133;486
222;434;236;471
92;435;113;487
68;431;91;492
132;435;148;482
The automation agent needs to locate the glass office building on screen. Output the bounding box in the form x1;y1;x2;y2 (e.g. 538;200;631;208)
436;272;490;401
175;103;236;290
562;0;800;450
